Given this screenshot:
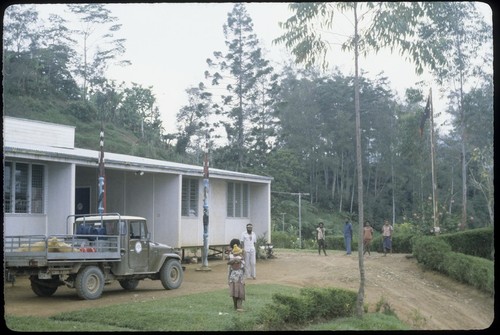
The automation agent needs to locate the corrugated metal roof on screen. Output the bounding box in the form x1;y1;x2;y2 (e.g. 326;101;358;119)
4;141;273;183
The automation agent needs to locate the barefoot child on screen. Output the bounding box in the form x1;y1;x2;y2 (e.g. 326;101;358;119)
227;244;245;311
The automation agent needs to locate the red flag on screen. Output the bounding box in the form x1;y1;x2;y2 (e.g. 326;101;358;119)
419;94;431;137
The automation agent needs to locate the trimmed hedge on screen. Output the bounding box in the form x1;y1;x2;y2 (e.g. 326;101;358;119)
442;252;495;295
438;227;493;260
258;287;357;330
413;236;452;272
412;236;494;295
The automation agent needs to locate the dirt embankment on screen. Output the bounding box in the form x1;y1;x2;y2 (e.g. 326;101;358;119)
3;250;494;330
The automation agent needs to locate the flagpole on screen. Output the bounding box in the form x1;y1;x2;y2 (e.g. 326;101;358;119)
197;134;211;271
428;89;439;234
98;116;106;215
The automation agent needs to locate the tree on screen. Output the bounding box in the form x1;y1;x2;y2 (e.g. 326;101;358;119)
415;2;492;230
276;2;373;316
175;85;214;155
67;3;130;102
3;5;79;99
204;3;276;170
274;1;460;317
3;5;39;53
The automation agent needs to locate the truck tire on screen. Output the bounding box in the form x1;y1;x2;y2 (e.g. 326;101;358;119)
119;279;139;290
75;266;105;300
160;259;183;290
30;276;58;297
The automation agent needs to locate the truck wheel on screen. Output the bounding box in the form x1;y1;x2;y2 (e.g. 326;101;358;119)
30;276;58;297
75;266;105;300
160;259;183;290
119;279;139;290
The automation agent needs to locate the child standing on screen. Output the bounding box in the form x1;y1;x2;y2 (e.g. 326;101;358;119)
227;244;246;311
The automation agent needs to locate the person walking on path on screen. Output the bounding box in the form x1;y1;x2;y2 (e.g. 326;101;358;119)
363;221;374;256
316;222;327;256
241;223;257;279
343;220;353;255
227;244;245;311
382;220;394;256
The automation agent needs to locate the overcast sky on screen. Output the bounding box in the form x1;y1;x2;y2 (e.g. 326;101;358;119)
32;2;492;134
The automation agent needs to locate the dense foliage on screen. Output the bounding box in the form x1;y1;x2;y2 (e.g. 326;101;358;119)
3;3;493;232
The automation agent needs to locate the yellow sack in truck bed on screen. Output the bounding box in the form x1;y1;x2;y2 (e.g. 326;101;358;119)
17;237;79;252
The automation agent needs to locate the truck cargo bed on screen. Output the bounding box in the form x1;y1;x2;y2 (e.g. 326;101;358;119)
4;234;121;267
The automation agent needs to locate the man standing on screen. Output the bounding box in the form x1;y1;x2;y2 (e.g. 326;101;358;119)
343;220;353;255
241;223;257;279
316;222;327;256
382;220;394;256
363;221;374;256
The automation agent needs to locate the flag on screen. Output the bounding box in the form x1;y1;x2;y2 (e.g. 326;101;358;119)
419;93;432;137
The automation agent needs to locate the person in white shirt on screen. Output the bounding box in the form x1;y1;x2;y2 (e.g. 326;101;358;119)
240;223;257;279
316;222;327;256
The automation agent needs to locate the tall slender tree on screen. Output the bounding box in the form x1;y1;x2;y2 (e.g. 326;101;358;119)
67;3;130;102
274;2;459;317
204;3;275;170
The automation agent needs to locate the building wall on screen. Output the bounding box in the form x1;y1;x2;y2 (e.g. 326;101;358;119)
250;183;272;243
152;173;180;247
106;170;126;214
4;118;272;249
4;160;74;236
4;116;74;148
47;162;75;235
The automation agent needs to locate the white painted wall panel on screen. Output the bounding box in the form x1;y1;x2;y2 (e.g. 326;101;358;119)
4;116;75;148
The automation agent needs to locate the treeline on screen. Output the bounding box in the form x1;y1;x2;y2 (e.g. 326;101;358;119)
3;3;493;233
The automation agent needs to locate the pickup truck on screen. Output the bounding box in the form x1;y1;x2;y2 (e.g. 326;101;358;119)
4;213;184;300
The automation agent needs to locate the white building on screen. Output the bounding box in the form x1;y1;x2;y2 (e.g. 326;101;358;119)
3;117;272;253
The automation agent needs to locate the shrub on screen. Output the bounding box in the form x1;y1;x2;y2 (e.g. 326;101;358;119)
439;227;493;260
390;233;415;254
307;287;357;319
258;287;357;330
412;236;452;271
271;231;298;249
442;252;494;295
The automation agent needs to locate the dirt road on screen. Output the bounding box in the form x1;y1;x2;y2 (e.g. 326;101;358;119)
3;250;494;330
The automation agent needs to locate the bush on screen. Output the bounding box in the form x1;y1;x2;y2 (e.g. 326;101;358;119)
412;235;494;295
258;287;357;330
390;233;415;254
64;101;97;122
412;236;452;271
438;227;493;260
442;252;494;295
271;231;299;249
302;287;357;319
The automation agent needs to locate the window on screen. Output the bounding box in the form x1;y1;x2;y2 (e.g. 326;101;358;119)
181;178;198;216
129;220;147;239
227;182;249;218
4;161;45;214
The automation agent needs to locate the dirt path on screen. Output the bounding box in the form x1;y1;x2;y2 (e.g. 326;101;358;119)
3;250;494;330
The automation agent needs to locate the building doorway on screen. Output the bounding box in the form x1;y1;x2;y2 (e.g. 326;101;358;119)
75;187;91;215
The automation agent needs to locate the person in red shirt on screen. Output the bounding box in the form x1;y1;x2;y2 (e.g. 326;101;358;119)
363;220;374;256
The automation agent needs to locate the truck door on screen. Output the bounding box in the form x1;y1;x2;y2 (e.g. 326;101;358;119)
128;219;149;272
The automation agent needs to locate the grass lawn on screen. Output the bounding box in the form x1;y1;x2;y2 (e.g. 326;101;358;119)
5;284;409;331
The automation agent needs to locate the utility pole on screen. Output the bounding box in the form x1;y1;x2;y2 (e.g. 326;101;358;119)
272;191;309;248
428;89;439;234
291;192;309;249
281;212;286;232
